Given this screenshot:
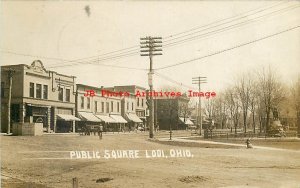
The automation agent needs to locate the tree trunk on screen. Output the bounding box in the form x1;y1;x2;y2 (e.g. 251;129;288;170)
252;112;255;134
266;108;271;134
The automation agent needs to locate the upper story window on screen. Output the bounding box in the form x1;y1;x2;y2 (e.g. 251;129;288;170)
36;84;42;99
94;101;98;112
101;102;104;112
142;99;144;107
29;82;34;98
106;102;109;113
43;85;48;99
1;82;5;98
87;98;90;109
132;102;134;111
117;102;120;112
127;102;129;110
58;87;63;101
137;98;140;107
66;89;70;102
111;101;114;112
81;96;84;109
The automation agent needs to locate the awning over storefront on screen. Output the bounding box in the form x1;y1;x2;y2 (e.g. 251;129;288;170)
179;117;194;125
57;114;81;121
78;112;101;122
126;113;143;123
26;103;51;108
110;114;127;123
95;115;116;123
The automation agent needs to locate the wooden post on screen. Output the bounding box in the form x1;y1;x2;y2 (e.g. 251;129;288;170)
72;177;78;188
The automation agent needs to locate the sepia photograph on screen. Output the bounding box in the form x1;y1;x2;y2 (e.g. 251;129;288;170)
0;0;300;187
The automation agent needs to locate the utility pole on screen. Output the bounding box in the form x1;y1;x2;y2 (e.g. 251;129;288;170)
7;68;15;134
140;36;162;138
192;76;207;136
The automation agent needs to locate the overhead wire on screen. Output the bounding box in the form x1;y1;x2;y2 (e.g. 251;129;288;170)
48;1;299;68
154;71;198;90
37;1;292;68
155;25;300;70
1;1;298;69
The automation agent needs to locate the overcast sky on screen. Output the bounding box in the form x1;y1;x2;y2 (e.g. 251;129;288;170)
1;1;299;94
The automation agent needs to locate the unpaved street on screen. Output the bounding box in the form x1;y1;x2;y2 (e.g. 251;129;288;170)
1;133;300;188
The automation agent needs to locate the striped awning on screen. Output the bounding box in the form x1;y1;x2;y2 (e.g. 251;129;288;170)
78;112;101;122
126;113;143;123
57;114;81;121
96;115;116;123
110;115;127;123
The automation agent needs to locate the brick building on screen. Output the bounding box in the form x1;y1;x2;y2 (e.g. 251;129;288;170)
76;84;127;132
155;94;193;130
105;85;147;130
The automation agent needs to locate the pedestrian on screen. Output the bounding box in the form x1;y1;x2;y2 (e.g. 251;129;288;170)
98;125;103;140
246;138;253;149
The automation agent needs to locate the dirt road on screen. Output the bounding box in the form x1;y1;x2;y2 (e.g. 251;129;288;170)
1;133;300;188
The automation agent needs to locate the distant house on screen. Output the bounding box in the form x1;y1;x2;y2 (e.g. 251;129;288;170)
1;60;79;133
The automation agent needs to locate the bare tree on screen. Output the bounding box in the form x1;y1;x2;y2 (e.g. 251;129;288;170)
248;74;259;133
290;76;300;137
224;87;240;135
235;73;252;133
257;66;285;134
204;97;215;119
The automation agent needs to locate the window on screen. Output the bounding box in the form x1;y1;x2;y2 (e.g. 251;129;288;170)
29;82;34;98
137;98;140;107
111;101;113;112
87;98;90;109
81;96;84;109
106;102;109;113
36;84;42;99
132;102;134;111
101;102;104;112
142;99;144;107
43;85;48;99
94;101;98;112
66;89;70;102
117;102;120;112
1;82;4;98
127;102;129;110
58;87;63;101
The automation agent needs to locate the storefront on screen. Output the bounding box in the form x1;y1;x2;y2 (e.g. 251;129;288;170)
96;114;116;132
125;112;143;131
110;114;127;132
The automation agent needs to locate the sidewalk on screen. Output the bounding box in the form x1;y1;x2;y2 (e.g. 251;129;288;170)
158;137;300;153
